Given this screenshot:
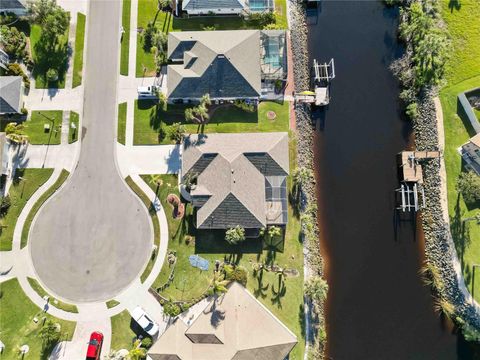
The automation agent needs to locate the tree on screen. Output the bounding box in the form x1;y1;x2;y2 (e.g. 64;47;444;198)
28;0;57;24
39;320;61;348
46;68;59;82
42;9;70;46
184;94;211;124
305;276;328;302
292;167;313;203
127;340;147;360
210;273;229;296
456;171;480;204
5;122;28;144
168;122;185;143
163;300;181;317
225;226;245;245
0;26;27;58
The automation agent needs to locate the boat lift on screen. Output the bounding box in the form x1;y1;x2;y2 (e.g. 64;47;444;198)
395;183;426;212
294;58;335;106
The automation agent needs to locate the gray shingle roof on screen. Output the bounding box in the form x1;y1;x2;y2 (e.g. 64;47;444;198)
182;0;246;11
167;31;261;99
182;132;289;229
0;0;27;10
0;76;22;114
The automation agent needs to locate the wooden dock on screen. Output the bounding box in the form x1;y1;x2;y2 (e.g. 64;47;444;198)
398;151;441;184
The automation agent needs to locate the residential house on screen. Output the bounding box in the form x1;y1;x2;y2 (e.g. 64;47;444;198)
460;133;480;175
181;0;273;15
147;282;297;360
0;76;24;115
0;0;27;16
181;132;289;233
167;30;286;102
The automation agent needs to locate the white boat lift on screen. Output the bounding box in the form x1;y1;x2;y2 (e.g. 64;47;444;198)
396;183;426;212
294;58;335;106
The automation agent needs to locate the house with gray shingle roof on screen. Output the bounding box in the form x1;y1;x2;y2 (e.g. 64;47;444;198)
182;0;248;15
0;76;24;115
0;0;27;15
181;132;289;231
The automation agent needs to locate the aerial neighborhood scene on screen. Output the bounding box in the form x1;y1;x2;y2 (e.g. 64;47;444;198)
0;0;479;358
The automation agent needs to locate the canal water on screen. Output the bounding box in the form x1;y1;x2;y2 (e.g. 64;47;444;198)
307;1;465;359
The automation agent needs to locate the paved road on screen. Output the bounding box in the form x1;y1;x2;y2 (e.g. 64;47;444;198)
30;0;152;302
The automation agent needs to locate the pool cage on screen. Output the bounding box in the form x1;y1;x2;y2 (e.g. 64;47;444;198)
248;0;274;12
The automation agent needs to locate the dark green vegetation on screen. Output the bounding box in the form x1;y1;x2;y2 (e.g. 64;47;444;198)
140;136;305;359
26;111;63;145
440;0;480;303
69;111;79;143
21;169;70;248
118;102;127;144
136;0;288;76
133;100;289;144
27;277;78;313
120;0;131;75
124;176;160;282
72;13;86;88
0;169;53;250
0;278;75;360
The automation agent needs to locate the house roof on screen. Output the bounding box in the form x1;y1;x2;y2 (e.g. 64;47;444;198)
167;31;261;99
148;282;297;360
182;0;246;11
470;133;480;148
182;132;289;229
0;0;27;10
0;76;22;114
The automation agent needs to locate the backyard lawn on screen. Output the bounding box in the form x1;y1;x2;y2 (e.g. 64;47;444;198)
120;0;131;75
139;135;305;360
69;111;79;143
26;111;63;145
133;100;289;145
440;0;480;303
72;13;86;88
118;102;127;144
27;277;78;313
110;310;136;352
30;24;70;89
0;278;76;360
0;168;53;250
135;0;288;76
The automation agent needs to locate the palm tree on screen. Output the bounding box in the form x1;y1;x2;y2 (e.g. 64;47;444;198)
127;340;146;360
292;167;312;204
305;276;328;302
184;94;211;124
419;262;444;291
434;298;455;318
210;273;228;297
182;171;198;192
5;122;28;144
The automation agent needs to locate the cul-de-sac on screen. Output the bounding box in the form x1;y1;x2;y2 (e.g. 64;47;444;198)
0;0;479;359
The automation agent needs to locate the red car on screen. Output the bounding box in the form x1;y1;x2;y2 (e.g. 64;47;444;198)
86;331;103;360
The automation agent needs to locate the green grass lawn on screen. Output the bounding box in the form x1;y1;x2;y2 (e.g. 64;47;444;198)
124;176;160;282
134;100;289;145
0;168;53;251
72;13;86;87
27;277;78;313
30;24;70;89
106;299;120;309
140;135;305;360
0;278;76;360
135;0;288;76
69;111;79;143
118;102;127;144
21;169;70;248
440;0;480;303
121;0;131;75
26;111;63;145
110;310;136;352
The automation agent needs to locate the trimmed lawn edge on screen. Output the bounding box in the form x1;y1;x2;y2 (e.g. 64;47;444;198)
21;169;70;248
120;0;131;75
27;277;78;313
118;102;127;145
106;299;120;309
72;13;86;88
124;176;160;283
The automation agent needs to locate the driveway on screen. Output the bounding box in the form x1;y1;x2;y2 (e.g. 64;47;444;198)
30;0;152;303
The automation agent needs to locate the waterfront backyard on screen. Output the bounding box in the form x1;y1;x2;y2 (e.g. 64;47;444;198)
440;0;480;303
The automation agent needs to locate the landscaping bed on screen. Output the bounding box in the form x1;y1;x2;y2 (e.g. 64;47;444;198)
140;136;306;359
0;168;53;251
26;111;63;145
133;100;289;145
21;169;70;248
0;278;76;359
27;277;78;313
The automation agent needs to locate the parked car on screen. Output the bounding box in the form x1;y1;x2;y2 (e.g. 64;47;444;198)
86;331;103;360
132;306;159;336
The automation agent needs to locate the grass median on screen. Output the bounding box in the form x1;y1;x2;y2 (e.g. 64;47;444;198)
21;169;70;248
120;0;131;75
73;13;86;87
118;102;127;144
27;277;78;313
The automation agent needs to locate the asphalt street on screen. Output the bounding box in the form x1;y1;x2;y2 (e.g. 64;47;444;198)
30;0;152;302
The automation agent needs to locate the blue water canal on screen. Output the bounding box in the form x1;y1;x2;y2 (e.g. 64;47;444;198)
306;1;475;358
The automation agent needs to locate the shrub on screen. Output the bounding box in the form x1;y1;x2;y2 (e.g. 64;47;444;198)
141;337;153;348
168;122;186;143
456;171;480;204
46;68;59;82
405;102;418;120
203;25;216;31
163;300;181;317
21;107;28;115
224;264;248;286
225;226;245;245
0;196;11;217
0;25;27;58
